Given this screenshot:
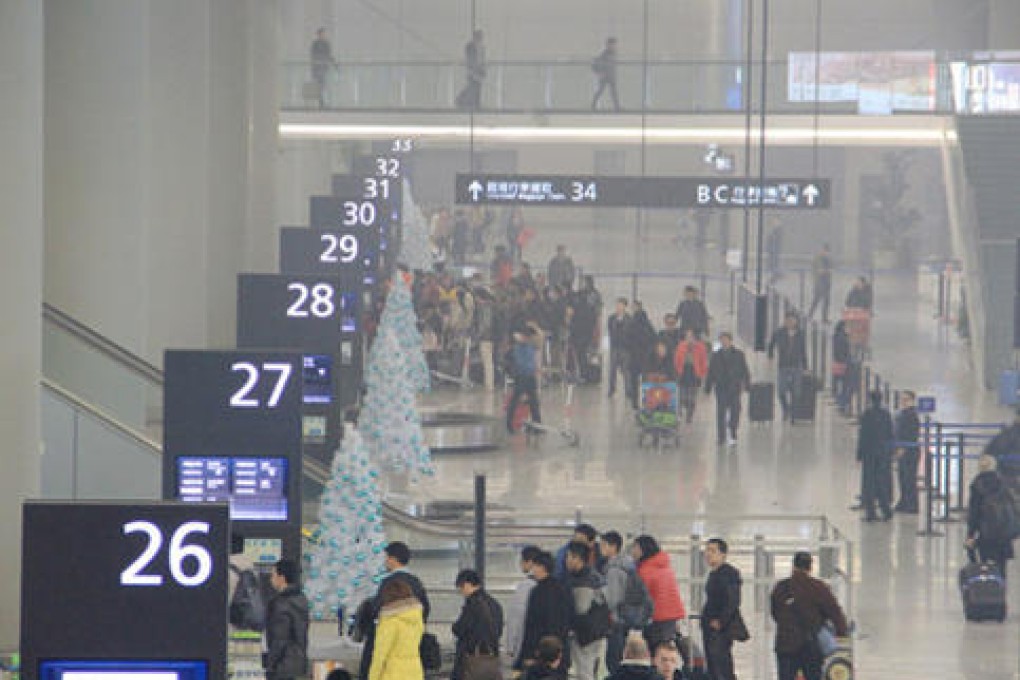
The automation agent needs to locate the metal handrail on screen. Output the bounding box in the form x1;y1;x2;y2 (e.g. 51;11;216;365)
40;378;162;458
42;302;164;385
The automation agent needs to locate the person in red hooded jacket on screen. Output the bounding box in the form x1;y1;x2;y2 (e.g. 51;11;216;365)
631;535;686;650
673;329;708;424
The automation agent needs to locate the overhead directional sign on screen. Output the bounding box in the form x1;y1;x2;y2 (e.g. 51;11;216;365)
455;174;831;209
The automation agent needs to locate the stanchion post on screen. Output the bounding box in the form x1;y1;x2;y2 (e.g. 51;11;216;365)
474;474;486;583
954;432;967;513
933;422;944;501
799;270;807;310
690;534;705;613
820;328;828;391
918;417;943;536
728;269;737;315
700;272;708;300
811;324;820;380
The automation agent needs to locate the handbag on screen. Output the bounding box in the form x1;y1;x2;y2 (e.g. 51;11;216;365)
462;652;501;680
462;596;502;680
420;632;442;671
815;622;838;657
725;611;750;642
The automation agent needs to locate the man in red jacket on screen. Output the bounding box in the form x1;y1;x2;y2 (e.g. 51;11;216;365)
673;329;708;424
769;551;848;680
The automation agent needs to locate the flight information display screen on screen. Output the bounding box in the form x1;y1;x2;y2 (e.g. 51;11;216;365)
177;457;288;521
302;354;333;404
39;660;208;680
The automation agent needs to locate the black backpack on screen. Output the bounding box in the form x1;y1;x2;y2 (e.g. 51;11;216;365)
229;565;267;631
980;485;1020;544
619;566;654;628
574;590;612;646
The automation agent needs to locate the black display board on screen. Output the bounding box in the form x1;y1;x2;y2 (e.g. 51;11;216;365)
163;350;303;556
236;273;362;352
21;501;229;680
455;174;831;209
279;226;379;279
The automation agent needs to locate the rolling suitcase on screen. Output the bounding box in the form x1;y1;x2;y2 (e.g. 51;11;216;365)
749;382;775;422
582;352;602;384
792;373;817;422
959;553;1006;622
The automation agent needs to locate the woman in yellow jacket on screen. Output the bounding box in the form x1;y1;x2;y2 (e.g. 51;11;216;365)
369;578;425;680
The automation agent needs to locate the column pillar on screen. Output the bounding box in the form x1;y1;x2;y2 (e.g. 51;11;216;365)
0;0;43;649
988;0;1020;50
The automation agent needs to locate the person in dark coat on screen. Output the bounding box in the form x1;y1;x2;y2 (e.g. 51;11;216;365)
628;302;658;409
643;340;677;383
984;409;1020;487
701;539;745;680
515;552;575;674
768;312;808;423
675;286;709;339
966;455;1016;575
894;390;921;513
359;542;431;680
591;37;620;112
607;299;634;401
856;391;895;521
265;559;310;680
704;332;751;446
770;552;848;680
657;313;683;357
830;321;852;414
451;569;504;680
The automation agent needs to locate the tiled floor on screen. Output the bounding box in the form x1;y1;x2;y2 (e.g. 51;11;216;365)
375;228;1018;679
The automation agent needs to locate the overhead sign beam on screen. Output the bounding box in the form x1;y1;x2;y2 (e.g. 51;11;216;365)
455;174;831;209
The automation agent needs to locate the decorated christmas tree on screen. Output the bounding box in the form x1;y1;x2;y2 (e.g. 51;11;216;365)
377;275;430;393
304;425;387;620
360;325;434;477
400;179;435;273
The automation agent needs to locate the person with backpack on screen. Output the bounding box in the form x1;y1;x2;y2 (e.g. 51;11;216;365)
515;552;574;675
601;531;653;673
967;454;1018;577
359;542;431;680
264;559;310;680
505;320;544;434
770;551;849;680
630;535;686;651
368;578;425;680
452;569;504;680
985;409;1020;489
565;541;611;680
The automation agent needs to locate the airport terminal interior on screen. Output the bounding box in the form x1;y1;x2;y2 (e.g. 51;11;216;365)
3;1;1020;679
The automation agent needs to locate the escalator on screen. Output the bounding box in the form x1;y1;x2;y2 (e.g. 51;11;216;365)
40;302;535;541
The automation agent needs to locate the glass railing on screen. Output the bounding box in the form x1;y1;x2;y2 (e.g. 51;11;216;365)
40;379;162;500
279;56;986;115
281;59;830;114
42;303;163;443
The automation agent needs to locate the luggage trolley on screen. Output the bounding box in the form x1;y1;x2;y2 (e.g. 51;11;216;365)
636;375;681;449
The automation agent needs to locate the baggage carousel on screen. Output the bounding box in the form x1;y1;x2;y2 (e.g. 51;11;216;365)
421;410;505;452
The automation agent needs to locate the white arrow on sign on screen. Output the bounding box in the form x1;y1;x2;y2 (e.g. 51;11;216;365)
803;184;820;206
468;180;484;201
